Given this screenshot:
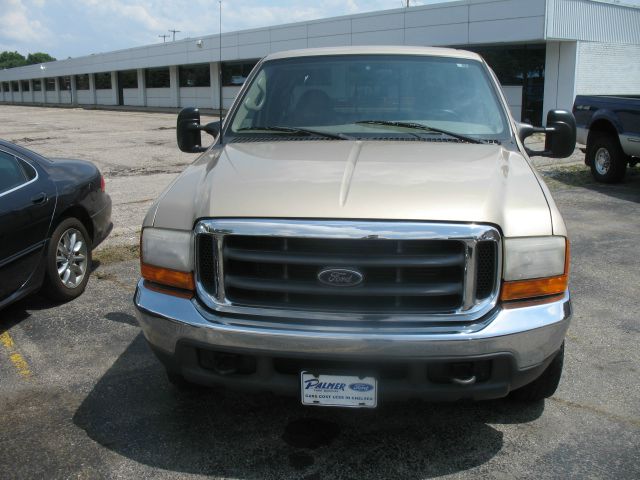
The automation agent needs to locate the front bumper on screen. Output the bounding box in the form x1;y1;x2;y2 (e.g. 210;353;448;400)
91;193;112;249
134;280;571;400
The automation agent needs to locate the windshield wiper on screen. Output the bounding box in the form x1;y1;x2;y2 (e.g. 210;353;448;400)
355;120;489;144
237;125;352;140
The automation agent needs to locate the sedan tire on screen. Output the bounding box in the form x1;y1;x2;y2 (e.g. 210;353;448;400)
43;217;92;302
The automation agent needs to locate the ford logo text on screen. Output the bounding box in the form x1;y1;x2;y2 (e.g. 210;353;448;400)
349;383;374;392
317;267;364;287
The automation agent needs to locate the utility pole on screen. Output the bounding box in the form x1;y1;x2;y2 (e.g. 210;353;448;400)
169;29;181;41
159;34;169;43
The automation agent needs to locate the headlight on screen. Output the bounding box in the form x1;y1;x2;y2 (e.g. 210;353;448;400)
140;227;194;293
501;236;569;301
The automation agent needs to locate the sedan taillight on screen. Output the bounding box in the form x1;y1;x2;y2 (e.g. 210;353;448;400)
100;175;105;192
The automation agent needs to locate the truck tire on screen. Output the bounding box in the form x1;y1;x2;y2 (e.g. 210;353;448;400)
587;132;627;183
42;217;92;302
509;343;564;402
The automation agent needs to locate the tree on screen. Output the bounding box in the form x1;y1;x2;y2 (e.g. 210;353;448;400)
0;51;56;69
26;52;56;65
0;51;26;69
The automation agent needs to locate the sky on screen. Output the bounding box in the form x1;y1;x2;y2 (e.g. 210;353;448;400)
0;0;639;59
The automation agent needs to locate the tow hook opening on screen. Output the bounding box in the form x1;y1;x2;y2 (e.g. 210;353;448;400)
199;351;257;375
428;361;491;385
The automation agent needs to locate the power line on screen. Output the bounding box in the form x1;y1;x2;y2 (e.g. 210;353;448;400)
168;29;181;41
158;34;169;43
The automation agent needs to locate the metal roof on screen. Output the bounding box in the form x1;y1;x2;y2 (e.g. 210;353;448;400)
0;0;638;82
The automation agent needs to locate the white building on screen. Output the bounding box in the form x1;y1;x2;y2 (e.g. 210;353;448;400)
1;0;639;125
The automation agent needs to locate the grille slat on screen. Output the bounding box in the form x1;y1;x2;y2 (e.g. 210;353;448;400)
226;275;462;297
224;247;465;267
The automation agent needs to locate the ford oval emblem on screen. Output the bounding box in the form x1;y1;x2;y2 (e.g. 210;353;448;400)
349;383;374;392
317;267;363;287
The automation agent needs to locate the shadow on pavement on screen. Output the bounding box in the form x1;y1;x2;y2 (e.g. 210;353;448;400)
0;294;61;330
541;164;640;204
73;334;544;479
0;256;105;327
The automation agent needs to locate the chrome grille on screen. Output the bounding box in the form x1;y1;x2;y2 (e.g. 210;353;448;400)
195;220;501;325
223;236;465;313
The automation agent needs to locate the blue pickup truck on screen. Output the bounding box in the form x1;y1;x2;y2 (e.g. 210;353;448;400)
573;95;640;183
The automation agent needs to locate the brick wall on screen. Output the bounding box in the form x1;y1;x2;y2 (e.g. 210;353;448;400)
576;42;640;96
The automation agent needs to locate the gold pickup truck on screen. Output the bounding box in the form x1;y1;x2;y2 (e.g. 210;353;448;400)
134;46;576;408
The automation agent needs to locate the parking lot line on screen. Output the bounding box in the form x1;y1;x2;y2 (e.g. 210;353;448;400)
0;330;31;378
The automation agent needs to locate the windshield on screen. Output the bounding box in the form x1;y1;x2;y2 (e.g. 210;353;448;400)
228;54;511;142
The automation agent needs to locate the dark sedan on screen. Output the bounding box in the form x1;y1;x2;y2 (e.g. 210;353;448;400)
0;139;112;309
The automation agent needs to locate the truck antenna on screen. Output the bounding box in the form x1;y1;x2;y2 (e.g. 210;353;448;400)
219;0;224;144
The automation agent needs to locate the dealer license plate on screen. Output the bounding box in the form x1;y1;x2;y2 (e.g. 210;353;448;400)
300;371;377;408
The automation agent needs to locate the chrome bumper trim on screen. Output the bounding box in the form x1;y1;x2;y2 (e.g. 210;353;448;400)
134;280;571;369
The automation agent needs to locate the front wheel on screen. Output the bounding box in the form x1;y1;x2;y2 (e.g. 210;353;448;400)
509;343;564;402
587;132;627;183
42;218;92;302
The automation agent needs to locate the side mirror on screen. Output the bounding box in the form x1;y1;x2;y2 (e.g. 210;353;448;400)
518;110;576;158
177;107;204;153
176;108;221;153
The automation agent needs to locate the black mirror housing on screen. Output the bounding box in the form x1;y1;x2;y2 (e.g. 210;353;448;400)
518;110;576;159
202;121;221;137
177;107;204;153
544;110;577;158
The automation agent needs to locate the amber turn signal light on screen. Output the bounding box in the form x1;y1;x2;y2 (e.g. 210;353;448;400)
501;274;568;301
141;262;195;291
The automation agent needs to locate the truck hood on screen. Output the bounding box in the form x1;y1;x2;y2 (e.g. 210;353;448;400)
151;140;553;237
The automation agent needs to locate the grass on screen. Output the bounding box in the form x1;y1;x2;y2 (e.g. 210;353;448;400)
93;243;139;265
538;163;597;190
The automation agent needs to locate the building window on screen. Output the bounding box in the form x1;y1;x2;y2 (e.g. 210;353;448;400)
21;80;30;92
179;63;210;87
464;44;546;126
145;67;170;88
45;78;57;91
222;60;258;86
95;72;112;90
118;70;138;89
1;82;7;92
59;76;71;91
76;74;90;90
11;81;19;92
33;80;42;91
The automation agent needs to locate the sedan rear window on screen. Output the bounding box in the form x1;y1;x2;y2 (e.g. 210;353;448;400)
0;151;28;194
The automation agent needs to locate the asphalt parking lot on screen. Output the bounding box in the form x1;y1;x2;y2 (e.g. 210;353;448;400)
0;106;639;479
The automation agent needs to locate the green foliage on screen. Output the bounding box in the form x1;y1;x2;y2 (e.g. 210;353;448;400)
0;51;26;69
25;52;56;65
0;51;56;69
